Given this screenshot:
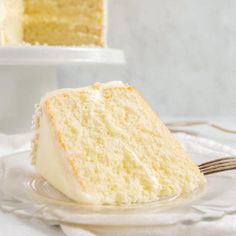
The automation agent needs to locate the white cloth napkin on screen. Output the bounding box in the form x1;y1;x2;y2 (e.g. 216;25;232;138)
0;133;32;157
0;133;236;236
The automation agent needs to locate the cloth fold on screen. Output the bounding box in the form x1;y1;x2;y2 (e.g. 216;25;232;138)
0;133;32;157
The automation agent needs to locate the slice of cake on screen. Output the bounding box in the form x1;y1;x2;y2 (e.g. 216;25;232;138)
0;0;106;46
31;81;205;205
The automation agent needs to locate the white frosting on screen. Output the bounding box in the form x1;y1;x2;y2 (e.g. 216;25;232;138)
30;104;41;164
40;81;127;104
102;80;126;88
0;0;6;44
0;1;6;23
35;109;96;204
0;0;23;45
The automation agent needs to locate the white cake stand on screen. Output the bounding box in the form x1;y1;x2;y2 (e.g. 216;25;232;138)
0;46;125;133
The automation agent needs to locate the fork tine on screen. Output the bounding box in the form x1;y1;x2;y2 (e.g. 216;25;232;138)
200;163;236;171
199;157;236;175
201;164;236;175
198;157;236;168
199;159;236;170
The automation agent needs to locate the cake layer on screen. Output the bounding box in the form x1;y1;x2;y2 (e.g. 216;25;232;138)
23;0;105;46
24;30;102;46
24;1;103;17
24;17;103;35
25;0;102;5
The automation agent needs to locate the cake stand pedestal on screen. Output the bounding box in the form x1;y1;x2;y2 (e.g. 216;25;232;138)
0;46;125;133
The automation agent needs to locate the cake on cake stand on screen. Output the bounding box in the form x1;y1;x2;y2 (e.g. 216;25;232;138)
0;46;125;133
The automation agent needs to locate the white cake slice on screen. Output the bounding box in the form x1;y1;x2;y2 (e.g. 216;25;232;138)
31;81;205;205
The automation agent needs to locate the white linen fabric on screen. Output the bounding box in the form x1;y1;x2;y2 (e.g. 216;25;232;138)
0;133;31;157
0;133;65;236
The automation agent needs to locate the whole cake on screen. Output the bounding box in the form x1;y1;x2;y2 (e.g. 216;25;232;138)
0;0;106;46
31;81;205;205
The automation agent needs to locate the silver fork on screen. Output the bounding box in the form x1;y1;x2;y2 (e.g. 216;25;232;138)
199;157;236;175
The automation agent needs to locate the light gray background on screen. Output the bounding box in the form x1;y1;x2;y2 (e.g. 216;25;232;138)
0;0;236;133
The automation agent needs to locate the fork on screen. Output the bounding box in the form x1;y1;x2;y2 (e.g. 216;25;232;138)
199;157;236;175
166;120;236;134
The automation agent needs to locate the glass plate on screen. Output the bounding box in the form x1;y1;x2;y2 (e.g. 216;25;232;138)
0;133;236;227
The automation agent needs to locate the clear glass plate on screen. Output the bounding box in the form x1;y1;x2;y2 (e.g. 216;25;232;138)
0;133;236;227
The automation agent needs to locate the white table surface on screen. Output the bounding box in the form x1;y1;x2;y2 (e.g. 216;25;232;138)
0;117;235;236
